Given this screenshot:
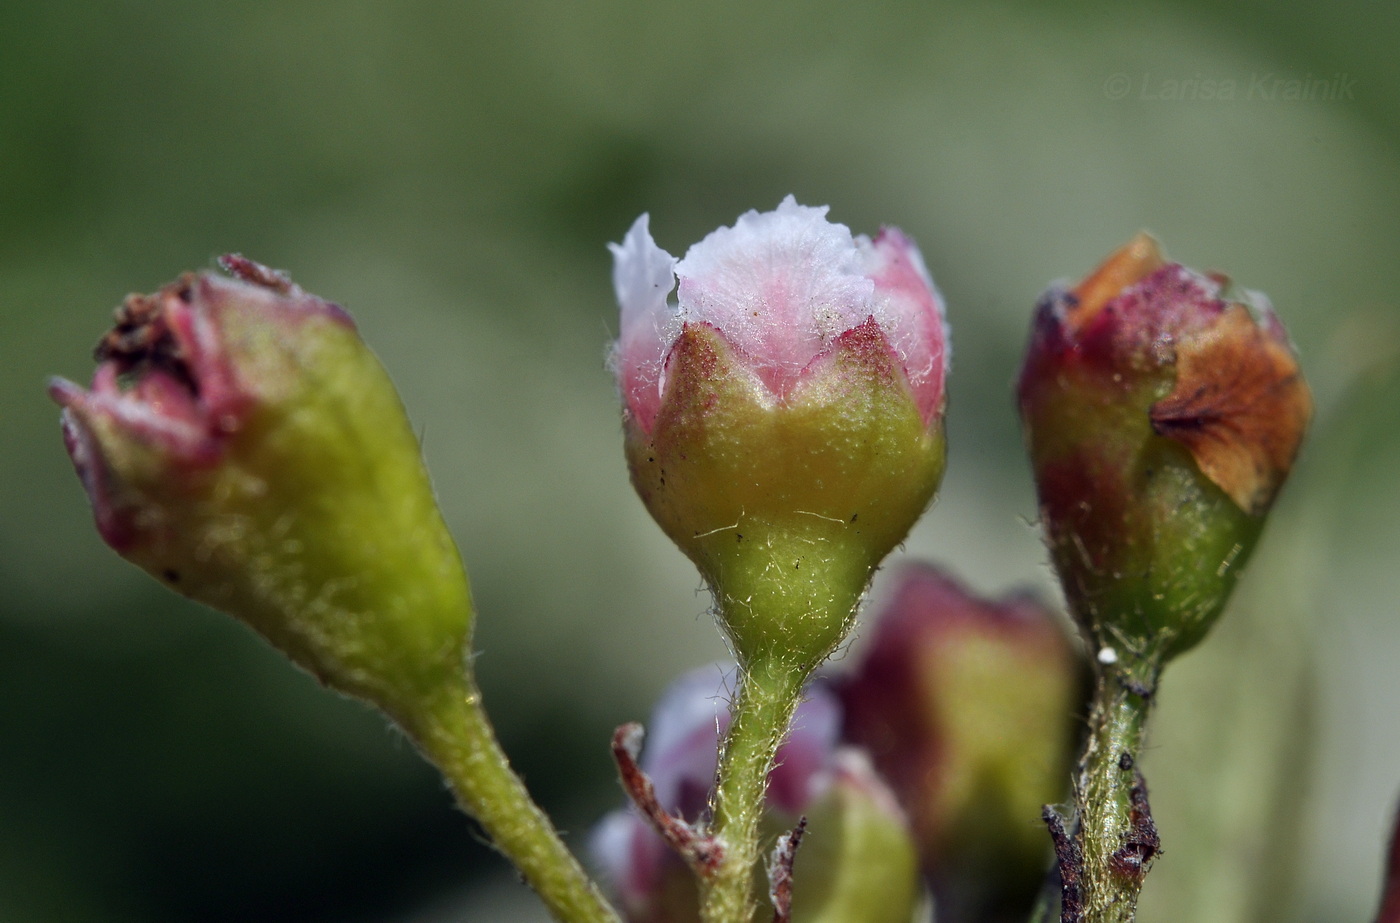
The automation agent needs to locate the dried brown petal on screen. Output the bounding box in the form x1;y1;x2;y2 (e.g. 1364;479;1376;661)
1066;232;1167;331
1150;305;1312;514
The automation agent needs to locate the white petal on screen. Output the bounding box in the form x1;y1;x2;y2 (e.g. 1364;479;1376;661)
610;214;677;337
674;197;875;397
643;664;736;809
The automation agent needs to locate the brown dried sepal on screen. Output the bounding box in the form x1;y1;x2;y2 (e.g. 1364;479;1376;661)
1107;771;1160;881
1150;304;1311;515
96;288;179;366
94;282;199;392
767;816;808;923
610;723;725;878
1042;805;1084;923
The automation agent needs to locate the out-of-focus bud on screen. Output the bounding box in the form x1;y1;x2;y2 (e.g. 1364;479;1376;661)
49;256;473;721
835;563;1082;923
1376;802;1400;923
1016;234;1311;666
611;197;947;666
593;665;920;923
790;749;923;923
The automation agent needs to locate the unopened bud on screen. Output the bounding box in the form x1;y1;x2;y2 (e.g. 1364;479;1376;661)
50;257;473;720
1016;234;1310;665
611;198;947;666
836;564;1081;921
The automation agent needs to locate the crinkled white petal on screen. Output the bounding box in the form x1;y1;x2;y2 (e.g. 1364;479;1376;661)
611;199;948;426
610;214;678;335
674;196;876;393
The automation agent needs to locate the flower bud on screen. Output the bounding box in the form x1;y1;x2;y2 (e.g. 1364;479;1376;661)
1016;234;1311;666
593;665;920;923
50;256;473;720
790;749;923;923
835;564;1082;922
612;198;947;666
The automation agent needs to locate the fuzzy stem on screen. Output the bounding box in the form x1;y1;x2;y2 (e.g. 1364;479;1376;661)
700;656;810;923
1070;660;1161;923
403;678;621;923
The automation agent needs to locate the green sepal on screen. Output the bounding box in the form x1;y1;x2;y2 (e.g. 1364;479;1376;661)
1026;359;1262;665
71;278;473;722
788;751;923;923
625;321;944;668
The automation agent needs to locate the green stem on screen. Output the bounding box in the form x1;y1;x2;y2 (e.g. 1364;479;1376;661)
700;656;809;923
403;678;621;923
1072;660;1160;923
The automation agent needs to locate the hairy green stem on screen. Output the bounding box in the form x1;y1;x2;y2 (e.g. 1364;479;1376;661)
700;656;809;923
404;679;621;923
1071;660;1160;923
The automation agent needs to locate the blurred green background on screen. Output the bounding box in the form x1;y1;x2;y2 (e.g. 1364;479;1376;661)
3;1;1399;920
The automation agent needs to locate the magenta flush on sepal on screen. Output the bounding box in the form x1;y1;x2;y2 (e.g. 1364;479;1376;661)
1016;234;1311;669
836;563;1081;923
50;256;474;721
611;198;948;667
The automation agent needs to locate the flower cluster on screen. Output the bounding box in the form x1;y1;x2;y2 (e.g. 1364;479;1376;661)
592;565;1081;923
49;203;1316;923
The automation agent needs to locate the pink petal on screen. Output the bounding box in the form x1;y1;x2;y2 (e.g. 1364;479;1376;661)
858;228;947;424
610;214;679;434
